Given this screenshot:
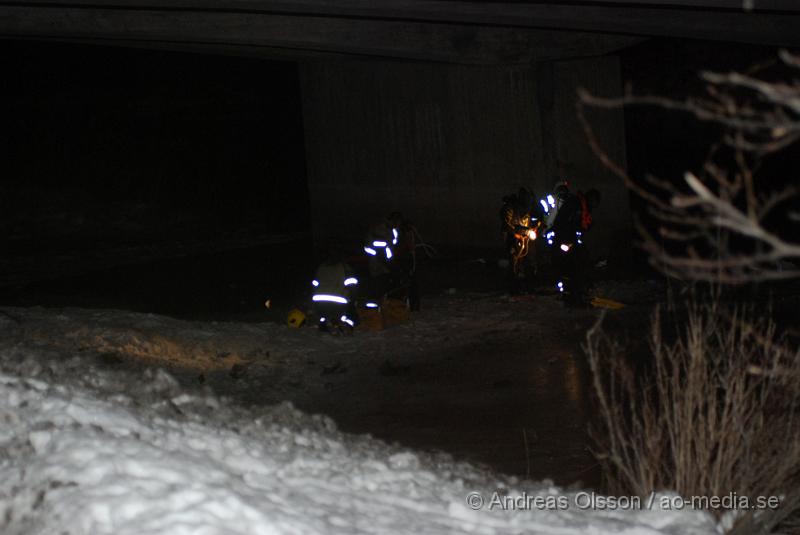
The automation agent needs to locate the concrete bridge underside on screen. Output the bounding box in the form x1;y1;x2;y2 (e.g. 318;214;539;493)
3;1;798;260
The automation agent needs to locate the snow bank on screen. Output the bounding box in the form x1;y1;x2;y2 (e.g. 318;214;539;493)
0;347;717;535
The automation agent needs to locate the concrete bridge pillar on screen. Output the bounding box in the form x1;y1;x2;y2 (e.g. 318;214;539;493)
300;55;630;265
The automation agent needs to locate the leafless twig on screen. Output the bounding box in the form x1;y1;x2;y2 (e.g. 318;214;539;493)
577;51;800;283
587;302;800;534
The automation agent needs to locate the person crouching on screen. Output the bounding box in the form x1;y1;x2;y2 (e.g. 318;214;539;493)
311;247;359;334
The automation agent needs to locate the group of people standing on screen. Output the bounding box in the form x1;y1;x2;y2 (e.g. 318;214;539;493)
290;179;599;335
501;180;601;304
305;212;421;334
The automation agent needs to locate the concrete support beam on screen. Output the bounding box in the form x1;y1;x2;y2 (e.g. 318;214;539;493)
541;57;631;266
0;4;642;65
300;56;631;264
300;61;544;246
1;1;798;66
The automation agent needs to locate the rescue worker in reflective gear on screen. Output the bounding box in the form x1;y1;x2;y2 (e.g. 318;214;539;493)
311;245;359;333
547;187;601;304
537;181;570;232
500;187;540;294
363;212;421;310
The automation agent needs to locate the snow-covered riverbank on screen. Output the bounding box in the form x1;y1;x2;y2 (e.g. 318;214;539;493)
0;294;640;483
0;340;716;535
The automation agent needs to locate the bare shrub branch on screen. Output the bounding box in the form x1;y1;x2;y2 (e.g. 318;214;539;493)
577;51;800;283
587;301;800;534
